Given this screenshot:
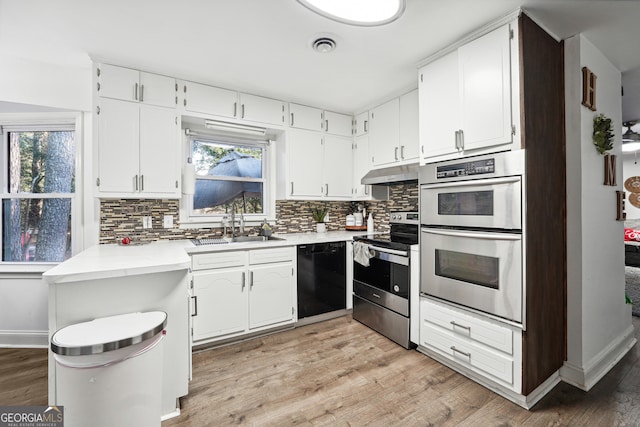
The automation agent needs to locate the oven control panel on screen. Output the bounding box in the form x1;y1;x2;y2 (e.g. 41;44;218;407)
436;158;495;179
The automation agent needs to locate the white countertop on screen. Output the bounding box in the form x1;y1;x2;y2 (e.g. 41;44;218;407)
43;230;380;285
43;240;192;284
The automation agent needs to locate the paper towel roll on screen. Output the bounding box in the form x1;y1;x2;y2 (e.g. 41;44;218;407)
182;163;196;195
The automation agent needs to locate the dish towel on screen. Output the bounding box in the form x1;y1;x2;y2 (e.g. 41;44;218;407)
353;241;375;267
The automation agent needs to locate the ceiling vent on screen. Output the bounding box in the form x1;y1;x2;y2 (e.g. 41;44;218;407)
312;37;337;53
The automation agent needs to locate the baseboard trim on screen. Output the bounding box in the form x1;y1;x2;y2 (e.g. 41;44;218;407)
0;330;48;348
560;324;637;391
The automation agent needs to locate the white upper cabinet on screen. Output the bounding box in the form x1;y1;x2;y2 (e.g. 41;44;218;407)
353;135;371;198
289;103;323;131
458;23;513;151
287;129;324;198
419;22;515;162
97;99;179;197
398;89;420;162
354;111;369;136
323;111;353;137
181;82;286;126
369;98;400;167
323;135;353;198
419;51;461;159
238;93;286;125
98;64;176;108
181;81;237;118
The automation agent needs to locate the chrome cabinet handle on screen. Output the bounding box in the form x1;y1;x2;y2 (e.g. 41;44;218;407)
191;296;198;317
450;321;471;331
325;119;329;132
291;113;294;126
233;102;237;117
400;145;405;159
459;129;464;150
364;120;368;133
372;293;381;299
242;272;246;290
134;83;139;101
454;130;460;149
325;183;328;195
394;146;398;160
241;104;245;118
140;175;144;191
249;271;254;289
134;175;139;191
290;182;294;195
140;84;144;102
451;346;470;358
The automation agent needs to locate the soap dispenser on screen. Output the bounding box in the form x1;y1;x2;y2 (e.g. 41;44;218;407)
367;212;374;234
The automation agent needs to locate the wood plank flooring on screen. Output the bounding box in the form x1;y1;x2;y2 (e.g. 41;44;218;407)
1;316;639;426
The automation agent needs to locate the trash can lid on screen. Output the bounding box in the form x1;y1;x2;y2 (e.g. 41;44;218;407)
51;311;167;356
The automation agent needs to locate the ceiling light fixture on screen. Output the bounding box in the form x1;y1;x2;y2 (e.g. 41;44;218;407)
204;120;266;136
623;121;640;152
297;0;405;26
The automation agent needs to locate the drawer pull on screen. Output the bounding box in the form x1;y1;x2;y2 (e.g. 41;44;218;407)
372;293;381;299
450;321;471;331
451;346;470;358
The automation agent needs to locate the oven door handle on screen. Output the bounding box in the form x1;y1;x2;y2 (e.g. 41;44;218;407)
368;245;409;257
421;176;520;190
421;228;521;241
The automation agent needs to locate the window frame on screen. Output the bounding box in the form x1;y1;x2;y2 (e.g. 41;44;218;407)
0;113;83;271
179;130;276;228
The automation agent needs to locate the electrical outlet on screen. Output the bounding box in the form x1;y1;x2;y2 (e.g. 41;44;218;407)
142;216;152;229
163;215;173;228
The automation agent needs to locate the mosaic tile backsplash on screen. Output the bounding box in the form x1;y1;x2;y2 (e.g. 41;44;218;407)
99;183;418;244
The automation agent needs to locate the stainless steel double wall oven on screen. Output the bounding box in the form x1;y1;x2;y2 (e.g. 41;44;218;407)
420;150;525;323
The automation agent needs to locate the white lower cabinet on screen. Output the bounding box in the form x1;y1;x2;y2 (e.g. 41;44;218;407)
419;297;521;391
191;247;296;345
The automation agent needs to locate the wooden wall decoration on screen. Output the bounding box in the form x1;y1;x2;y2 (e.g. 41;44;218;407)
617;191;626;221
582;67;597;111
604;154;616;186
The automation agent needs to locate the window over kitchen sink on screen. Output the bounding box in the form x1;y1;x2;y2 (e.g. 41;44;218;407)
0;121;77;263
181;131;275;227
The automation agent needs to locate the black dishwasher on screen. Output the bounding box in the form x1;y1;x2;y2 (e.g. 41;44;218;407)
297;242;346;320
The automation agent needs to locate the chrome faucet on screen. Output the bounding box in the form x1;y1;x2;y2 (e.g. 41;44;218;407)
230;202;245;238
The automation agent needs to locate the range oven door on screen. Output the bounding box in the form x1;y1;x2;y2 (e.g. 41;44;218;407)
420;227;522;323
353;245;409;316
420;176;522;230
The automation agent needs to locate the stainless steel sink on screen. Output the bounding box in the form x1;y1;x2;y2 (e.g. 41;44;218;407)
192;236;285;246
229;235;284;243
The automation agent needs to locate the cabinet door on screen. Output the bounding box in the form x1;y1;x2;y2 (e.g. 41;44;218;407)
248;263;294;329
354;111;369;136
323;135;353;198
287;129;324;197
139;105;179;195
323;111;353;137
369;98;400;166
399;89;419;162
239;93;285;125
458;23;512;151
192;268;247;341
419;51;460;160
289;103;323;131
353;135;371;198
182;81;237;118
139;72;176;108
97;98;140;193
98;64;139;102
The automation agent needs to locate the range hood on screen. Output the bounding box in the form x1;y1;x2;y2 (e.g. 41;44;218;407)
361;163;419;185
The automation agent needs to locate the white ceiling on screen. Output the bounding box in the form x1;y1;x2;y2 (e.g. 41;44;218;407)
1;0;640;118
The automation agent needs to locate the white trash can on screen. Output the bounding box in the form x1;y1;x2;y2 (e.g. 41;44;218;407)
51;311;167;427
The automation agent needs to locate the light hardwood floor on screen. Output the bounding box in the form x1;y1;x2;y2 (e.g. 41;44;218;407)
1;316;639;426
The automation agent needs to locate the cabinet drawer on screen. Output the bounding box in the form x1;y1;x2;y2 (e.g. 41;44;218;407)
421;321;514;385
421;298;514;355
249;247;292;265
192;251;247;270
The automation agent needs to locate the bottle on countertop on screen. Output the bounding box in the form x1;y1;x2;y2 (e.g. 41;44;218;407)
367;213;374;234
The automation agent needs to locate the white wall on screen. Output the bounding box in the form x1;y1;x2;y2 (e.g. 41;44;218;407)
623;144;640;221
563;34;636;390
0;273;51;347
